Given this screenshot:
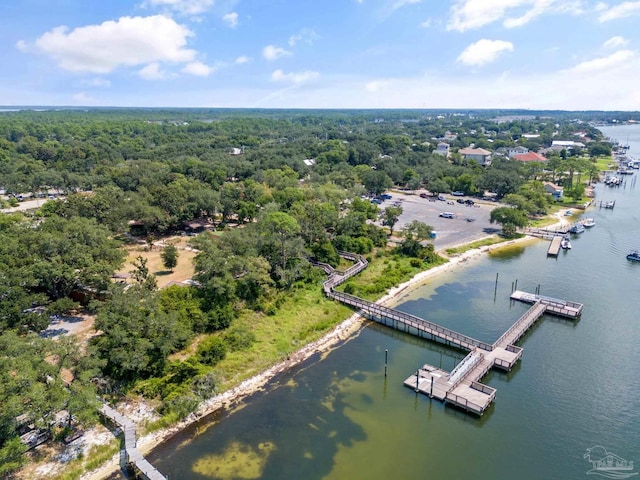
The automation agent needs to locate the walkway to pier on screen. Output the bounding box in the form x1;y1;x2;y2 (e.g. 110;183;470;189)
99;404;167;480
320;253;583;415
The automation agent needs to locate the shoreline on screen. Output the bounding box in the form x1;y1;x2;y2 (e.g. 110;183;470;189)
78;220;565;480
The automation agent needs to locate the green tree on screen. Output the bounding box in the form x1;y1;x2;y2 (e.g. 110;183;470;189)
161;243;179;272
381;206;403;237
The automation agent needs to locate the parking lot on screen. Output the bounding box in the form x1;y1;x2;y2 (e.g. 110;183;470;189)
378;191;500;251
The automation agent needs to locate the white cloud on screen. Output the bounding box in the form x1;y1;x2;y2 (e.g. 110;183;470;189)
603;36;628;49
85;77;111;87
599;1;640;22
457;39;514;66
72;92;96;104
392;0;421;10
288;28;319;47
448;0;583;32
271;69;319;84
182;61;213;76
235;56;250;64
365;80;390;92
143;0;214;15
15;40;28;52
567;50;635;73
223;12;239;28
420;18;432;28
34;15;196;74
139;62;167;80
263;45;292;61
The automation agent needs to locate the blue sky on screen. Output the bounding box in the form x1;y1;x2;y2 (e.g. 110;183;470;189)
2;0;640;109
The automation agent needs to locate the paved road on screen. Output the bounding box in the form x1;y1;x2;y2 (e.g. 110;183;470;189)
379;192;501;252
1;197;61;213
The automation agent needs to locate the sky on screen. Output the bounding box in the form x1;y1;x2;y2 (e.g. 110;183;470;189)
2;0;640;110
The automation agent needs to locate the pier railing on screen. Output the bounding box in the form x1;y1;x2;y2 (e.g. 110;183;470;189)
319;253;493;352
493;300;543;348
448;351;483;387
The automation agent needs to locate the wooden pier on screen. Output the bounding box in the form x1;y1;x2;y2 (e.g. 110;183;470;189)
547;236;562;256
319;254;583;416
99;404;167;480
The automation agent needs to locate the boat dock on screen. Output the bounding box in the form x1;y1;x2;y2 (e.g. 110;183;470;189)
547;236;562;256
318;254;583;416
99;404;167;480
403;291;582;415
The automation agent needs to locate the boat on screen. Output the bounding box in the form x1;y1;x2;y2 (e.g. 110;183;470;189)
565;210;572;216
560;235;572;250
569;224;585;234
582;218;595;228
626;251;640;262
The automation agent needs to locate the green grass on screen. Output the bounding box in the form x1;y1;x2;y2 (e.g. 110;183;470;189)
51;440;120;480
445;235;506;256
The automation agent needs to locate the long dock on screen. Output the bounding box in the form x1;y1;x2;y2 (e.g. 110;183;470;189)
319;253;583;416
99;404;167;480
547;236;562;256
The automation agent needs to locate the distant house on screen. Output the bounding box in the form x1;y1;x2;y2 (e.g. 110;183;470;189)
513;152;547;163
303;158;316;167
183;217;214;234
507;146;529;158
552;140;585;149
434;142;450;157
459;147;492;166
544;182;564;200
229;147;244;155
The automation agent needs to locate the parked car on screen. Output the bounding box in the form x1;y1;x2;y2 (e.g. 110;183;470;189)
465;199;474;205
457;199;465;204
439;212;455;218
419;193;429;198
437;195;445;201
451;191;465;196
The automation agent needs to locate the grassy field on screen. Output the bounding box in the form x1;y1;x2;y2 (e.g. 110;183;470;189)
116;236;198;288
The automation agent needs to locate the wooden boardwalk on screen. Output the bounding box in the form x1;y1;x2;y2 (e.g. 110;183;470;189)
547;236;562;256
99;404;167;480
320;254;583;416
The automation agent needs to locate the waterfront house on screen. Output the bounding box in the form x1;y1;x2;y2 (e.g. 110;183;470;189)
434;142;450;157
459;147;492;166
507;146;529;158
543;182;564;200
513;152;547;163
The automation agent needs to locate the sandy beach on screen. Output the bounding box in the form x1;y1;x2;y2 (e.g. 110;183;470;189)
63;217;567;480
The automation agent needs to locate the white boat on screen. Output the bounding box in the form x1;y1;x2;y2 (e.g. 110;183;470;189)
582;218;595;228
561;236;572;250
569;223;585;234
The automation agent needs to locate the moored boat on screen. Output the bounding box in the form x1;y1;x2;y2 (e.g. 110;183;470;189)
561;235;572;250
569;224;585;234
626;251;640;262
582;218;595;228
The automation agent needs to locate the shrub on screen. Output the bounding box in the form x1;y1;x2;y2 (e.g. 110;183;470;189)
197;336;227;366
224;326;256;352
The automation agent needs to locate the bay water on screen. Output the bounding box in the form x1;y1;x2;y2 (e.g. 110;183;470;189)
144;125;640;480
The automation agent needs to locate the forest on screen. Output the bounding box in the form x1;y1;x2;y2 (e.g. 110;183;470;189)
0;108;612;475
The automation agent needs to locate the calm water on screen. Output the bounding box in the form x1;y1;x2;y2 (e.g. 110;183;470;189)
145;125;640;480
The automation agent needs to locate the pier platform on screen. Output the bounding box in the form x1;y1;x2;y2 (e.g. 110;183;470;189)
319;254;584;417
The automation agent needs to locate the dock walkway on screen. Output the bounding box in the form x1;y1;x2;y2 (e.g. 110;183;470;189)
319;254;583;416
99;404;167;480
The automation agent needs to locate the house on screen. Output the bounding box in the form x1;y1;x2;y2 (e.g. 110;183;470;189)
229;147;244;155
507;146;529;158
183;217;214;234
544;182;563;200
434;142;450;157
459;147;492;166
513;152;547;163
551;140;585;149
